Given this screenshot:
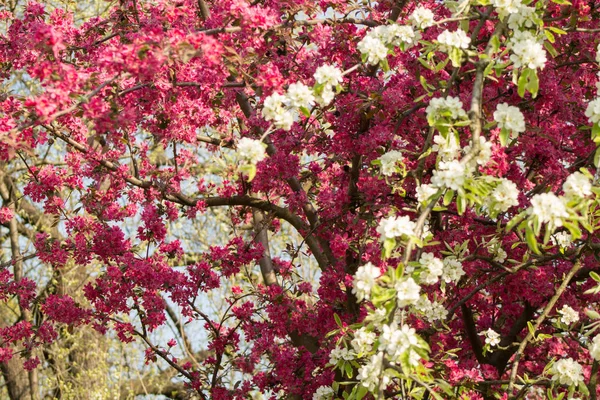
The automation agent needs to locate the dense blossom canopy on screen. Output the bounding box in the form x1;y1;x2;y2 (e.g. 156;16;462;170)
1;0;600;399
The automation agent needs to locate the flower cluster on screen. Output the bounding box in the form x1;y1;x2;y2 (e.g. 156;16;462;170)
313;386;334;400
431;160;467;190
442;257;465;283
557;305;579;325
357;24;419;65
376;215;416;241
589;335;600;361
409;6;435;29
414;296;448;322
550;358;584;386
418;252;444;285
237;138;267;164
328;346;354;365
351;328;376;355
426;96;467;125
529;193;568;228
487;179;520;217
484;329;501;347
379;324;421;365
352;262;381;302
494;103;526;136
262;65;344;129
395;277;421;307
436;29;471;51
510;37;547;70
377;150;404;176
492;0;522;18
313;64;343;106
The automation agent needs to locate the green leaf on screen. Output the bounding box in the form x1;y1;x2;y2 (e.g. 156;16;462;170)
499;127;510;146
594;147;600;168
356;385;368;400
526;69;539;98
517;69;528;98
547;26;567;35
585;309;600;319
239;164;257;181
299;106;311;117
449;47;462;68
590;271;600;282
527;321;536;337
506;212;526;232
544;29;556;44
550;0;571;4
435;57;450;72
544;41;559;58
383;238;396;259
525;224;541;254
334;313;343;328
457;193;466;215
344;361;353;378
443;189;455;206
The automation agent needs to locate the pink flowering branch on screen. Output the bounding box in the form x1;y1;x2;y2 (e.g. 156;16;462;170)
507;259;583;396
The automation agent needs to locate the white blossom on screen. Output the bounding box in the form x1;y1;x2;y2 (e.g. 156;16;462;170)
509;30;539;46
419;253;444;285
328;346;354;365
370;24;420;48
563;172;592;199
380;324;420;364
352;262;381;302
492;0;522;18
285;82;315;109
313;386;334;400
431;133;461;161
314;65;343;87
410;7;435;29
237;138;267;164
530;193;568;227
488;179;520;214
484;329;501;347
395;277;421;307
366;307;388;327
494;103;526;134
442;257;465;283
558;305;579;325
589;335;600;361
262;92;286;120
507;5;536;30
493;247;507;263
376;215;416;241
426;96;467;122
416;183;438;203
357;352;390;392
378;150;404;176
357;35;388;65
315;88;335;106
437;29;471;50
351;328;376;355
464;136;493;166
385;24;420;47
510;38;547;70
414;296;448;322
551;231;572;249
586;98;600;124
550;358;584;386
431;160;467;191
261;92;295;130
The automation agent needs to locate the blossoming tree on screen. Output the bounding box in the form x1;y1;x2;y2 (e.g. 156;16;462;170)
1;0;600;398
